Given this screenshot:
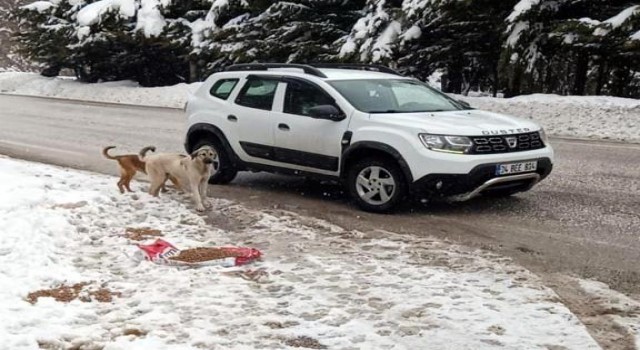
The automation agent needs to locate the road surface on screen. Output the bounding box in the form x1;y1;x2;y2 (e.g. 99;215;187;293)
1;94;639;296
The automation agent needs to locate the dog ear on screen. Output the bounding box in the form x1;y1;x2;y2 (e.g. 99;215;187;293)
190;149;199;159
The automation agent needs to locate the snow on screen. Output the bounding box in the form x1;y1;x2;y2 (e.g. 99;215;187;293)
594;5;639;37
135;0;167;37
400;25;421;42
371;20;401;62
0;156;602;349
458;94;640;142
632;29;640;40
603;5;639;28
0;72;198;109
506;21;529;47
20;1;53;13
76;0;137;27
578;279;640;346
507;0;540;23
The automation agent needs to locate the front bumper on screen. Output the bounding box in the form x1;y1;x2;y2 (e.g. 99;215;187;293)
411;157;553;199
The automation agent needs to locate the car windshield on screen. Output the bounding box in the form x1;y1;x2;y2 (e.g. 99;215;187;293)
329;79;469;113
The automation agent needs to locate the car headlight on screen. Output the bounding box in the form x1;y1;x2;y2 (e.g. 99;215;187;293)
419;134;473;154
538;128;549;144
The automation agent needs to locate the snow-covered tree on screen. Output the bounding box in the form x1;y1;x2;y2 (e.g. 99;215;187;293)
502;0;639;97
196;0;364;74
337;0;402;65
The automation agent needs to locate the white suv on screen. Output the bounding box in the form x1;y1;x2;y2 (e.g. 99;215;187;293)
184;63;553;212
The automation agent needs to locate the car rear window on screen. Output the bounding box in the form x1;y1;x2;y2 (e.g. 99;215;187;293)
210;79;239;100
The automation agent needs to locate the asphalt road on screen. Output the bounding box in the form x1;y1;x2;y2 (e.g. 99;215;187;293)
1;94;639;298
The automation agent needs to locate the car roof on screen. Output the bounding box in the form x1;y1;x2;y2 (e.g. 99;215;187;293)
318;68;405;81
209;67;410;82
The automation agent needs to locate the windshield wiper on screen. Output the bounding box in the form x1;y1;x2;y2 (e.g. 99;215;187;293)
369;109;403;113
369;109;453;113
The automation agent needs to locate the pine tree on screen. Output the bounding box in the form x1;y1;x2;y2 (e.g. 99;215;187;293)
12;0;79;76
337;0;402;65
197;0;364;74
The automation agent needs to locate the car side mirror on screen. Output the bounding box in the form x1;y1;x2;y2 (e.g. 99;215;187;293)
308;105;345;121
456;99;472;109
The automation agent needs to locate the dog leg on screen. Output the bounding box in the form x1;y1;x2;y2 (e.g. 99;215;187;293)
148;176;165;197
123;169;136;192
189;181;205;212
168;175;183;192
200;180;211;208
117;169;126;194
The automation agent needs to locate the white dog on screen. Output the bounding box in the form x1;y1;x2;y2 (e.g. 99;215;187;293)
140;146;215;212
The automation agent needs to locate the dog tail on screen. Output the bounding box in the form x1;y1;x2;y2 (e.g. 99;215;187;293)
138;145;157;160
102;146;118;160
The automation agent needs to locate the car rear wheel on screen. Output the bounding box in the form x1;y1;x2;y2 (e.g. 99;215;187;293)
193;140;237;184
347;157;407;213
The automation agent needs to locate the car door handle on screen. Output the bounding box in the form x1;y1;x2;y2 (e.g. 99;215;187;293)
278;123;290;131
227;114;238;122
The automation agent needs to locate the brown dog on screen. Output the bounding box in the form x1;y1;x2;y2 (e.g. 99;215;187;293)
102;146;153;193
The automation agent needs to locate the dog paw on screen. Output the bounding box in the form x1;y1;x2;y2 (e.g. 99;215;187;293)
196;205;206;212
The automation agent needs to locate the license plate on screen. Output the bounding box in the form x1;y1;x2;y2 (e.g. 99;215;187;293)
495;161;537;175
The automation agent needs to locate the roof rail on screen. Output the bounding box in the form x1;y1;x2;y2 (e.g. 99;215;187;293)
225;63;328;78
310;63;403;76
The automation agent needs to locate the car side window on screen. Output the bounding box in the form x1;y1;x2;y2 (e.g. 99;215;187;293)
235;78;278;110
210;79;239;100
284;81;339;117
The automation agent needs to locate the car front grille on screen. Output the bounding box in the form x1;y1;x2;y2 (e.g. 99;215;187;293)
470;132;544;154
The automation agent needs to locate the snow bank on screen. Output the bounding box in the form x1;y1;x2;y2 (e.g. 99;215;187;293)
458;93;640;142
578;279;640;346
0;157;601;349
0;72;198;108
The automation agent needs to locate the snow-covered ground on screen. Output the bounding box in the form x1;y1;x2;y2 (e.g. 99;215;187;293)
1;72;639;142
458;93;640;143
0;72;200;108
0;157;608;349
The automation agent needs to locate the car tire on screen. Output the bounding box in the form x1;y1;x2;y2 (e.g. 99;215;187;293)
193;139;238;184
347;157;407;213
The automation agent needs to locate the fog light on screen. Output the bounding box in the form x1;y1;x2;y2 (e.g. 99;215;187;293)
436;181;443;190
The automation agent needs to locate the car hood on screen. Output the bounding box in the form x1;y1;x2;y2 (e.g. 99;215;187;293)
369;109;540;135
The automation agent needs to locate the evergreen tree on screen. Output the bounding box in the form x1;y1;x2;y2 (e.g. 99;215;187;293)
337;0;402;65
399;0;517;95
197;0;364;74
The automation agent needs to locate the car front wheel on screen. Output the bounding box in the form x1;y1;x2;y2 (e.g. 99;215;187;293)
347;157;407;213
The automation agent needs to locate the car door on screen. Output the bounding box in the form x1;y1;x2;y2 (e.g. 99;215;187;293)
271;78;350;174
232;75;279;163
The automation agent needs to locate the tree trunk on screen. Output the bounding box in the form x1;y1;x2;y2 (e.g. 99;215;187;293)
492;64;499;97
595;60;606;95
572;53;589;95
189;58;198;83
446;68;463;94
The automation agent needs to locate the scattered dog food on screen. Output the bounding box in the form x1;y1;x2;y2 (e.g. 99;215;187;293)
136;239;262;267
123;328;148;337
264;321;299;329
27;283;88;304
223;268;270;283
125;227;163;241
87;287;121;303
284;336;327;349
169;247;242;263
27;283;121;304
51;201;88;210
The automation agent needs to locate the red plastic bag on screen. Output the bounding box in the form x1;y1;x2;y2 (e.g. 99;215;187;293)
136;239;261;267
